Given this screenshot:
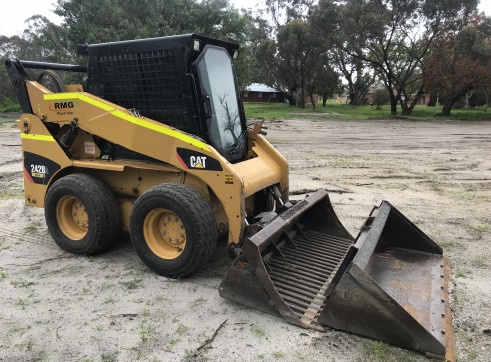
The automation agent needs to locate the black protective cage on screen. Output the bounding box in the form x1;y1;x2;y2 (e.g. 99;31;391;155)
86;34;246;160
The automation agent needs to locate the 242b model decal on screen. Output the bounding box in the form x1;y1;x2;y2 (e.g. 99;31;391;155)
23;152;61;185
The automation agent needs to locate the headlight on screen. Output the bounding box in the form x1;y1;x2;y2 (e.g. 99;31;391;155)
194;40;200;51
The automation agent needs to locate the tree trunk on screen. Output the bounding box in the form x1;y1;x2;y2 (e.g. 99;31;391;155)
405;87;425;115
390;99;397;116
427;91;438;107
322;94;327;106
441;94;463;116
286;94;295;106
441;88;471;116
441;101;454;116
350;90;362;105
388;90;398;116
310;93;316;110
399;97;408;115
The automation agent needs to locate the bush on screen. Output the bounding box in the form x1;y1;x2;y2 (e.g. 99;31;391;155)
372;88;390;109
0;97;21;112
468;91;488;108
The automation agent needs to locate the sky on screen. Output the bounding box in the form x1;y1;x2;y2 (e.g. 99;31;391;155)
1;0;490;37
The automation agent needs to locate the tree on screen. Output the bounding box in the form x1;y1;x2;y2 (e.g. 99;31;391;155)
313;0;478;116
0;0;261;97
0;16;70;99
265;0;315;27
308;55;342;107
424;16;491;116
255;19;339;108
330;47;374;105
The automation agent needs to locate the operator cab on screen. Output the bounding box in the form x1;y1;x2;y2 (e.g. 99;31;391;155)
85;34;247;162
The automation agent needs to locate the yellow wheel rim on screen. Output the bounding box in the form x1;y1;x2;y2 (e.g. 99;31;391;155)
144;208;186;259
56;195;88;240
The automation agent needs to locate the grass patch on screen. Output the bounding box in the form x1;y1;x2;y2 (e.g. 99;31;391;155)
469;222;491;239
140;320;153;342
9;325;30;335
164;323;189;351
362;340;416;362
243;102;491;121
325;155;371;169
363;341;388;358
24;220;42;234
176;323;189;336
272;351;285;359
472;257;488;268
0;189;23;199
250;324;266;338
473;223;491;233
10;279;35;288
456;268;472;278
191;297;207;310
15;339;34;351
120;278;142;290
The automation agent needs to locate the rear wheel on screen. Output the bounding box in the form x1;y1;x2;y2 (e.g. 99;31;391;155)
129;183;217;278
45;174;121;255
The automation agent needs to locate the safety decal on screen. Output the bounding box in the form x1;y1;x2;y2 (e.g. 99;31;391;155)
225;175;234;184
43;93;210;151
176;148;223;171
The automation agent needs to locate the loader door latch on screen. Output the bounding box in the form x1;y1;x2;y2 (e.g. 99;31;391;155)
23;120;30;134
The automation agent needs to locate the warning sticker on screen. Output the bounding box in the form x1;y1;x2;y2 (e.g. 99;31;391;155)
84;141;96;155
225;175;234;184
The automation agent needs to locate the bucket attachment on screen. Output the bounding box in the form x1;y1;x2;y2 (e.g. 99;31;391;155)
219;190;454;360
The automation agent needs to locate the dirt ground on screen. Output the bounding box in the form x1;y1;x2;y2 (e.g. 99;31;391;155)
0;114;490;362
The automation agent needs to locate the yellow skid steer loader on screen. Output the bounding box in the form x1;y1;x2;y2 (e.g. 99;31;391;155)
5;34;454;360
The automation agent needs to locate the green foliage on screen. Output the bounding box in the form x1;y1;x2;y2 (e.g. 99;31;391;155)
0;0;263;97
313;0;479;116
424;18;491;115
372;88;390;109
0;98;21;112
255;19;341;108
468;90;489;108
54;0;252;45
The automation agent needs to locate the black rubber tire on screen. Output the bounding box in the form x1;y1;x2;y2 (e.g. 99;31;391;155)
129;183;217;278
45;174;121;255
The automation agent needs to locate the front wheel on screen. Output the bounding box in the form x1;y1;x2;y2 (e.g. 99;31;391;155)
129;184;217;278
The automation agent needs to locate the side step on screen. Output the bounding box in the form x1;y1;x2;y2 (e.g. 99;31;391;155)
219;190;455;361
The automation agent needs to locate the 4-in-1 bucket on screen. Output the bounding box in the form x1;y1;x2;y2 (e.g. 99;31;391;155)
219;190;454;361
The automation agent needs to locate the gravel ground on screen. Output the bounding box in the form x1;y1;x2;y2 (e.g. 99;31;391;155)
0;114;490;361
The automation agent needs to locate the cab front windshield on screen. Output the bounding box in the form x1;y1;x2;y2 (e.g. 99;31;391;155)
197;45;242;151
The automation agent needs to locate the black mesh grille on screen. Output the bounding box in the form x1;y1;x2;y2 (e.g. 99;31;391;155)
89;47;198;135
280;200;308;220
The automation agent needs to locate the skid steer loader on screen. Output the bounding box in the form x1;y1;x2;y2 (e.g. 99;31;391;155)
5;34;454;360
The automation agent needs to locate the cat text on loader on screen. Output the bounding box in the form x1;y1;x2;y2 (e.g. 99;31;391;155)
5;34;454;360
